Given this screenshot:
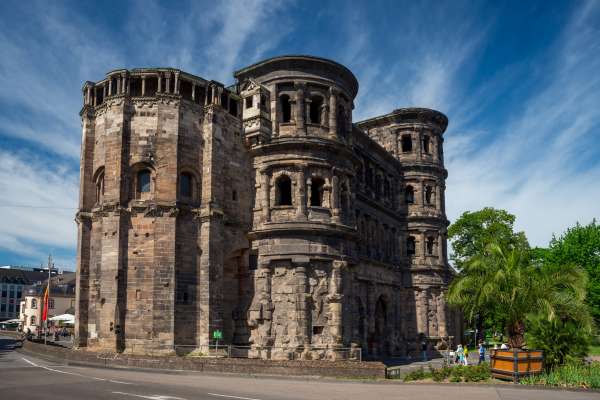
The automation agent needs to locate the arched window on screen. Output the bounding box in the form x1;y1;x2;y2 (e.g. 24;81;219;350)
407;236;416;257
31;298;37;309
423;135;430;153
275;175;292;206
280;94;291;123
309;95;323;124
95;169;105;204
180;172;193;199
405;185;415;204
425;186;433;205
30;315;36;325
426;236;435;255
137;169;151;193
310;177;325;207
401;135;412;152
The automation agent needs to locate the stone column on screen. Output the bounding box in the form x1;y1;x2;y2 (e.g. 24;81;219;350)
93;87;97;106
438;233;444;260
270;84;278;137
437;292;447;337
294;262;310;350
331;173;340;223
436;182;442;212
296;168;307;220
415;289;429;337
174;72;179;94
141;76;146;97
295;84;305;134
191;84;196;102
103;83;107;99
116;76;121;94
306;177;312;209
328;88;337;139
327;261;345;346
165;73;171;94
108;78;112;97
157;73;162;93
261;169;271;222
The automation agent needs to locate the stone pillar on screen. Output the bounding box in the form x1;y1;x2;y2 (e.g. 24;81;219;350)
296;168;307;220
165;73;171;94
295;83;305;134
103;83;107;99
328;88;337;139
157;73;162;93
294;262;310;349
261;169;271;222
327;261;345;346
108;79;112;97
438;233;444;260
191;84;196;102
93;87;97;106
116;76;121;94
141;76;146;97
437;292;447;337
331;173;340;223
174;72;179;94
415;289;429;337
306;177;312;209
436;183;442;212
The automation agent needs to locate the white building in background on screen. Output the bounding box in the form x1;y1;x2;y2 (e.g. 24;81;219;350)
20;272;76;333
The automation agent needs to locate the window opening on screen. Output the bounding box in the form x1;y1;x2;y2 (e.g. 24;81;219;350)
310;177;325;207
405;185;415;204
309;95;323;124
180;173;193;198
137;170;151;193
401;135;413;152
280;95;291;122
276;175;292;205
407;237;416;257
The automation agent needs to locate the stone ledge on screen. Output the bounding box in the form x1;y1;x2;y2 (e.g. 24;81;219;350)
18;340;386;379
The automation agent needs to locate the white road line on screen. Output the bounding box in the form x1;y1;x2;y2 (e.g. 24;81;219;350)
207;393;264;400
112;392;186;400
21;357;131;384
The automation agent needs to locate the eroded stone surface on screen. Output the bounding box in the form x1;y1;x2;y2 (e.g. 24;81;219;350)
75;56;462;360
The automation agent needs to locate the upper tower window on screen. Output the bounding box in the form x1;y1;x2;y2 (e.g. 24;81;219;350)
426;236;435;255
401;135;413;152
245;96;253;109
137;170;151;193
280;94;291;123
180;173;193;199
95;168;105;204
407;236;416;257
423;135;430;154
310;177;325;207
309;95;323;124
425;185;433;205
405;185;415;204
275;175;292;206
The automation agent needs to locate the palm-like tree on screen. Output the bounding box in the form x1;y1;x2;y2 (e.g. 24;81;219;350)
448;242;587;348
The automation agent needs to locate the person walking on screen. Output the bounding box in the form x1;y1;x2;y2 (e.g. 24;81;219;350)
456;344;465;365
478;341;486;365
464;346;469;365
421;340;428;362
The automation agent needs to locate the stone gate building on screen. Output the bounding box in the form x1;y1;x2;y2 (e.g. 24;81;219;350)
75;55;461;359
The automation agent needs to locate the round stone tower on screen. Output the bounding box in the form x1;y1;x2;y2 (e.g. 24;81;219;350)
234;56;360;356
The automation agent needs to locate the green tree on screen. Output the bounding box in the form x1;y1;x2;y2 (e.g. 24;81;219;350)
448;243;588;349
542;220;600;324
448;207;529;271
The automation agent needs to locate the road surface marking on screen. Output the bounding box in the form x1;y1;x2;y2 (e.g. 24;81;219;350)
207;393;264;400
21;357;131;384
112;392;186;400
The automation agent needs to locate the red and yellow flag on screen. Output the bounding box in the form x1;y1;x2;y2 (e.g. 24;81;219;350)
42;286;49;322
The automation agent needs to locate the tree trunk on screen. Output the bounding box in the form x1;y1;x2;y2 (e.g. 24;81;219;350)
507;320;525;348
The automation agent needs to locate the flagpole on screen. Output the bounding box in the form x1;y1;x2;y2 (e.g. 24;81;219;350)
44;254;52;346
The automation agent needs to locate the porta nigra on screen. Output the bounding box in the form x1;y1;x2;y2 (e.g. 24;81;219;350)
74;55;462;360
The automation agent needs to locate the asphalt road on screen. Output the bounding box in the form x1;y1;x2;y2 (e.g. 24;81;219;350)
0;336;597;400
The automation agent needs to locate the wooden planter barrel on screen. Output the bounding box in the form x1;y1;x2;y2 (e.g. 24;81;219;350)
490;349;544;382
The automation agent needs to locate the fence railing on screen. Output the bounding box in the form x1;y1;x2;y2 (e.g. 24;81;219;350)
120;343;362;361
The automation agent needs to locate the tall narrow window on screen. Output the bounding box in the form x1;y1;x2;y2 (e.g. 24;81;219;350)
407;236;416;257
310;177;325;207
31;299;37;309
180;173;193;198
423;135;430;153
309;95;323;124
280;94;291;122
245;96;253;109
425;186;433;205
275;175;292;206
95;170;104;204
405;185;415;204
426;236;435;255
30;316;36;325
401;135;413;152
137;170;151;193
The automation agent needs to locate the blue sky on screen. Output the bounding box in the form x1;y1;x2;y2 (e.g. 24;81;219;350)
1;0;599;271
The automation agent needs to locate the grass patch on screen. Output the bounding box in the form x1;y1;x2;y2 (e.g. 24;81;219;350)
521;361;600;389
588;345;600;356
402;363;490;383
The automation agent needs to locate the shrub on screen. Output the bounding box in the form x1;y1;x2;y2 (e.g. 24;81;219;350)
521;361;600;389
403;367;429;382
